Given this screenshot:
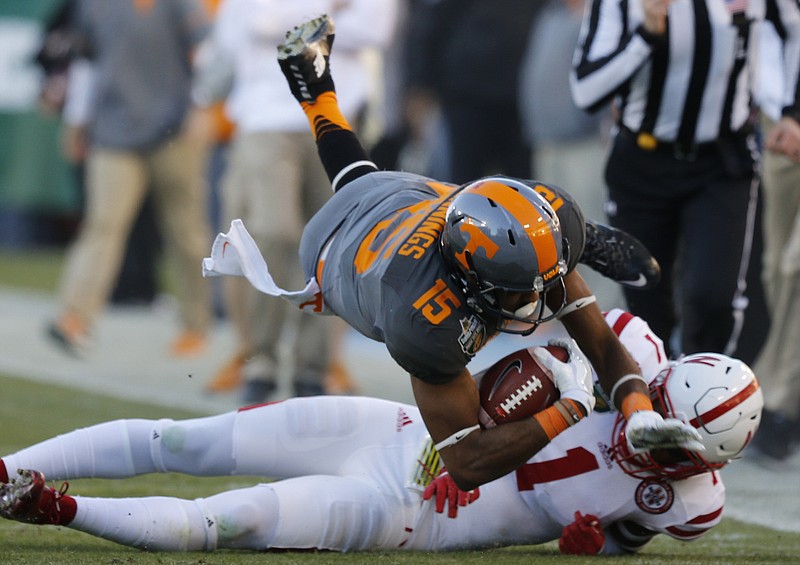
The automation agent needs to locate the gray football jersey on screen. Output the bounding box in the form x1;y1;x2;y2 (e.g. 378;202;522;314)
299;171;584;384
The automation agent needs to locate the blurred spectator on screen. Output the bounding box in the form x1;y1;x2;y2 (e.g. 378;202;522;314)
518;0;623;311
749;21;800;463
47;0;214;358
35;0;163;309
405;0;542;183
369;0;450;179
199;0;399;403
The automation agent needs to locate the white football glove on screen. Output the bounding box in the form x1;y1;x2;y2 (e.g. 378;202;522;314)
625;410;705;454
532;339;596;416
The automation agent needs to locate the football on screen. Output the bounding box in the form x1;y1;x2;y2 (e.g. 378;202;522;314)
477;344;567;428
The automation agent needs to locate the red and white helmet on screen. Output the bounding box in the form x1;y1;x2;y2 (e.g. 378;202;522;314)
612;353;763;480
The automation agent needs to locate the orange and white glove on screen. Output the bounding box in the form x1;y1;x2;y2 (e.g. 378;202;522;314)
559;511;605;555
422;470;479;518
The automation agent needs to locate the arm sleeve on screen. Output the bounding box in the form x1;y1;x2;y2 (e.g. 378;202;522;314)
383;306;468;384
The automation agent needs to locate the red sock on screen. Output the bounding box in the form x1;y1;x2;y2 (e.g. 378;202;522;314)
58;493;78;525
0;460;8;483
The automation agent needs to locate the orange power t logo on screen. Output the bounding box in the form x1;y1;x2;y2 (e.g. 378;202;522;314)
454;222;499;271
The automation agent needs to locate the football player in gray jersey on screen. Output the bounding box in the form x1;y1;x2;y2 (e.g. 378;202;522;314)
210;15;704;491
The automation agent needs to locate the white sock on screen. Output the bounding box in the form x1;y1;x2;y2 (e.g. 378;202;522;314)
70;495;212;551
2;419;155;480
68;485;280;551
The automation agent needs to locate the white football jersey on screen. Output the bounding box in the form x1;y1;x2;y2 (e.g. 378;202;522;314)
405;308;724;550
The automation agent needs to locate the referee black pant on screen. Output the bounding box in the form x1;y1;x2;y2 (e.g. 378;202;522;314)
604;128;768;364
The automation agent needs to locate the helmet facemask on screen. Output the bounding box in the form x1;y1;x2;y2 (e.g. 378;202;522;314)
453;248;567;336
611;354;764;480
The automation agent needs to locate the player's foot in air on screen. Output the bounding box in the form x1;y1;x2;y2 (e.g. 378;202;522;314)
580;221;661;289
0;469;76;525
277;14;336;104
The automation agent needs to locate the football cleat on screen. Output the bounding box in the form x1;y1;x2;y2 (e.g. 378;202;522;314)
277;14;336;104
580;221;661;289
0;469;76;526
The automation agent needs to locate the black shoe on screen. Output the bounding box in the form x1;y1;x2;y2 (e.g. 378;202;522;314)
277;15;336;104
580;221;661;289
241;379;277;406
46;318;89;358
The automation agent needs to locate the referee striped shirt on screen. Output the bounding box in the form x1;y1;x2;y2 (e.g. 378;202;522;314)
570;0;800;145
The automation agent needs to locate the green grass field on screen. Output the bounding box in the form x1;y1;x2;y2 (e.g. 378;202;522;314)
1;249;799;563
1;373;798;565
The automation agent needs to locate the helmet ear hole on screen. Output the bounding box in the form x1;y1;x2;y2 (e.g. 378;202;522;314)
507;230;516;245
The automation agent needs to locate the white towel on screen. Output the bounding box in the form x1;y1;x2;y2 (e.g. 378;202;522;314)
202;219;326;314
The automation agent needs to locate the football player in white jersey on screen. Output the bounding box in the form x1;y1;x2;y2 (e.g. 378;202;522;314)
0;309;763;555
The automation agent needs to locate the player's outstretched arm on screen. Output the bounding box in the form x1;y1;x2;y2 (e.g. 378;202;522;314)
277;15;377;191
555;270;702;452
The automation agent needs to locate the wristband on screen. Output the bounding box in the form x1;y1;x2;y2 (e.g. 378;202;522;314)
610;373;648;410
620;392;654;420
534;399;585;440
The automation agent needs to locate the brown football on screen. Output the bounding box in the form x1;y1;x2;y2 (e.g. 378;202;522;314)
477;345;566;428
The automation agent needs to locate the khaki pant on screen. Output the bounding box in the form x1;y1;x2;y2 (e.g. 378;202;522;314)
753;113;800;417
221;130;332;382
57;132;212;333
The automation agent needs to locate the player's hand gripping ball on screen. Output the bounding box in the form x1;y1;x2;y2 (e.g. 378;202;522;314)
477;345;566;428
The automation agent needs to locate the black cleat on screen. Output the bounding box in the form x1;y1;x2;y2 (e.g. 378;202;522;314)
580;221;661;289
277;15;336;104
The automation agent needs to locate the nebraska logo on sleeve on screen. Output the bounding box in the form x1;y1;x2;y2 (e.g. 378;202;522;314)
635;479;674;514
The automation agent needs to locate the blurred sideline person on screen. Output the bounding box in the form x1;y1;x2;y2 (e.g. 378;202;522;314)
403;0;540;183
34;0;164;309
195;0;399;402
203;15;698;492
0;310;763;555
48;0;214;357
749;20;800;463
